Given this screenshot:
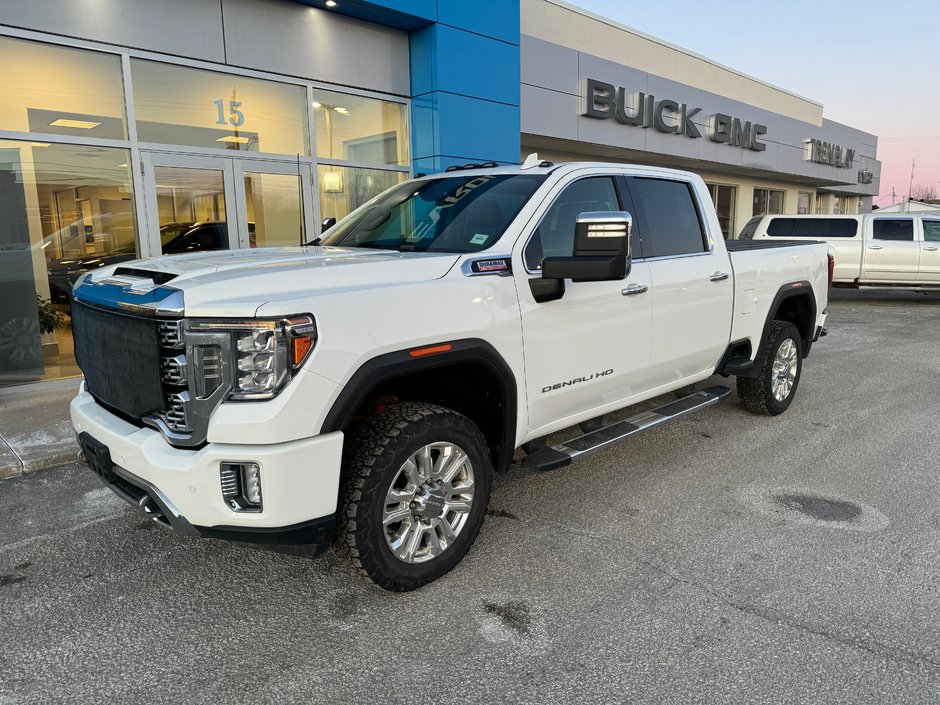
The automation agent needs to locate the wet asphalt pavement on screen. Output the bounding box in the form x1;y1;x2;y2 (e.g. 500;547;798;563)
1;289;939;704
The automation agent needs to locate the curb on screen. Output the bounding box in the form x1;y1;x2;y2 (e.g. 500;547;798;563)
0;444;79;481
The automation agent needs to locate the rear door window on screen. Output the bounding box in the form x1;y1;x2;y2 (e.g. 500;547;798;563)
922;220;940;242
872;219;914;241
628;177;707;258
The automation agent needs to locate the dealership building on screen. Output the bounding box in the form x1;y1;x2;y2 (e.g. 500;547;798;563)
0;0;880;387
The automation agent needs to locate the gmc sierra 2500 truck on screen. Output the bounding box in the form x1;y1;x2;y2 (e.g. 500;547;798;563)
70;157;830;591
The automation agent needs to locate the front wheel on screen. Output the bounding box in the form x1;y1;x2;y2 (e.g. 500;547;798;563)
737;320;803;416
336;402;492;591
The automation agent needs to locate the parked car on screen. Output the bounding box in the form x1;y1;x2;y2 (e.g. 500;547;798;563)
740;213;940;288
70;159;830;590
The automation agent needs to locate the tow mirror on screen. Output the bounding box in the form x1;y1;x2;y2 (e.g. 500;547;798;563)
531;211;633;303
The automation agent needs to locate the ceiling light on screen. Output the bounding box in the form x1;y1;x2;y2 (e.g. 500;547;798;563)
312;101;323;109
30;142;51;147
49;118;101;129
334;107;349;115
325;0;338;7
216;135;250;144
117;163;128;168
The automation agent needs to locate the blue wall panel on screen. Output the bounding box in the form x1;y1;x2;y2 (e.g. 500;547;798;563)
407;1;521;173
435;93;519;162
432;25;519;106
437;0;520;45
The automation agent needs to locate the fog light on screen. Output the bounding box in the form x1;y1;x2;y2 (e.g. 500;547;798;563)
242;463;262;505
219;462;262;512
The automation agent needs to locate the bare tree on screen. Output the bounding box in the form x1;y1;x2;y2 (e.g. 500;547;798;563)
911;183;938;201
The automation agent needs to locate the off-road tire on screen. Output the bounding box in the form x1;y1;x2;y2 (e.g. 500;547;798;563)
336;402;492;591
737;320;803;416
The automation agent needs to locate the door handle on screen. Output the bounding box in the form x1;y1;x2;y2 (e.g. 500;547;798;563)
709;271;729;282
924;246;939;251
621;283;649;296
868;244;883;250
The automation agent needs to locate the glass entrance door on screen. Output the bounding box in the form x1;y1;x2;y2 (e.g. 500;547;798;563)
142;153;314;256
142;153;237;257
233;160;314;248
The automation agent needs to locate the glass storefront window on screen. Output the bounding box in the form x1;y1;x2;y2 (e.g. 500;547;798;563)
797;192;812;214
0;141;135;385
318;165;406;223
132;59;308;155
0;37;127;140
244;172;305;247
313;90;409;166
752;188;785;216
706;183;736;239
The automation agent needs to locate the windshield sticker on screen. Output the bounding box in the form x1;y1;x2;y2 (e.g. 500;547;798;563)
470;233;489;245
437;176;495;210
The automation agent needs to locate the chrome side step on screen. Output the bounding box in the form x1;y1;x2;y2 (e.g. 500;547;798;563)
522;385;732;471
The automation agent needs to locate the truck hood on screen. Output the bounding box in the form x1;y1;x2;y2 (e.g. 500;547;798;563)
74;246;461;317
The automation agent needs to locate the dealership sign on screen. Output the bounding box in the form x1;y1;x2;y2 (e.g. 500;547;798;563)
804;138;855;169
582;78;768;152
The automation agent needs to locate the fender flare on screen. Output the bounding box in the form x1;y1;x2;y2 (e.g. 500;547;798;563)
320;338;518;471
720;281;817;377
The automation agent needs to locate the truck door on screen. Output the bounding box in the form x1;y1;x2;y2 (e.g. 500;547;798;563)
515;174;653;435
917;219;940;282
862;218;919;282
624;175;734;389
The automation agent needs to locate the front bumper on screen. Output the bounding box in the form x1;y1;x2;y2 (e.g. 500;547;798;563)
70;389;344;546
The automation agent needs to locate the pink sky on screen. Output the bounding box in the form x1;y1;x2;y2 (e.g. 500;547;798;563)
569;0;940;206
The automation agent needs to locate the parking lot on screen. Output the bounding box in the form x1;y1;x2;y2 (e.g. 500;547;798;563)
1;289;939;704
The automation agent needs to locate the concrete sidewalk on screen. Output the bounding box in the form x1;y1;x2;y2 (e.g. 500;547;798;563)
0;378;82;480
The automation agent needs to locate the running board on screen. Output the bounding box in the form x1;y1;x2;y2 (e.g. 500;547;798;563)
522;385;732;471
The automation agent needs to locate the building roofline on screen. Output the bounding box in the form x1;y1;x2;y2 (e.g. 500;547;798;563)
538;0;824;110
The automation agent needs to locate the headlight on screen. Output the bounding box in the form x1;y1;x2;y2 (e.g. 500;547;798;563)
189;314;316;400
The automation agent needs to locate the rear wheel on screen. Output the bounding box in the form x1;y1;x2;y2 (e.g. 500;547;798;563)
336;402;492;591
737;320;803;416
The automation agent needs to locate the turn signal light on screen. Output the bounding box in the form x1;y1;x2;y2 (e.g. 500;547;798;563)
292;336;314;366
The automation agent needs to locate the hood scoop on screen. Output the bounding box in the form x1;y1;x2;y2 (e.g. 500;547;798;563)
112;267;178;286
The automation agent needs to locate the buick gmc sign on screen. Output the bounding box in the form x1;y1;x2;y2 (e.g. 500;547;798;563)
582;78;768;152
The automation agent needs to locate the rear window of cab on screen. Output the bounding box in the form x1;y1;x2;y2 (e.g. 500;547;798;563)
766;217;859;238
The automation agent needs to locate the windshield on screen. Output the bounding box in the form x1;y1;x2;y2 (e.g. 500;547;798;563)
321;173;546;253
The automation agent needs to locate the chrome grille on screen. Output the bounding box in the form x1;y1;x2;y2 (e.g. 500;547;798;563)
159;391;190;434
158;320;184;349
161;355;187;386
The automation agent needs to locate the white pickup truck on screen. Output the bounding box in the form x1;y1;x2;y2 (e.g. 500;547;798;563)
741;213;940;288
70;159;830;590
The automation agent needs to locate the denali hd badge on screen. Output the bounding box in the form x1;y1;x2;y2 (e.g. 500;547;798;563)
542;369;613;393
